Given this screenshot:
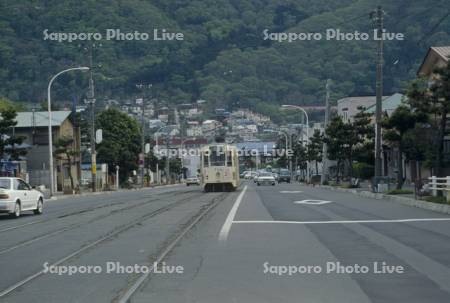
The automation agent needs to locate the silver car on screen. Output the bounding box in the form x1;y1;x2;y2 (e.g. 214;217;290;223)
256;173;276;186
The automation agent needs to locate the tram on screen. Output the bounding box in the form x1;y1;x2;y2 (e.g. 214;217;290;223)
200;144;240;192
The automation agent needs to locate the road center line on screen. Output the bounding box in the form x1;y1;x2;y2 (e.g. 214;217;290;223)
233;218;450;224
218;185;248;242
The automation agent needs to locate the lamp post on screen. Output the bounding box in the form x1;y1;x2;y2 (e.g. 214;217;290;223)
281;105;310;182
263;129;289;150
47;67;89;196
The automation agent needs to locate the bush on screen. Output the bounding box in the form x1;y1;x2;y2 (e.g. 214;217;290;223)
424;196;448;204
387;189;413;195
341;183;359;189
353;163;374;180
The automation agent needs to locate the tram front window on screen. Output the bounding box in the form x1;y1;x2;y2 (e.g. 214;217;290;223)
209;146;225;166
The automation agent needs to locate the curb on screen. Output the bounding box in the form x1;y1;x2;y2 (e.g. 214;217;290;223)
48;183;182;202
319;186;450;215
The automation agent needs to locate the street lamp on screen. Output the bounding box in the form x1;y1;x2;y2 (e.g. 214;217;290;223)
263;129;289;151
47;67;89;196
281;105;310;182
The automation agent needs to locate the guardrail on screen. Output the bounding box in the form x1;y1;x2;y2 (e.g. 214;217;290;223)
429;176;450;202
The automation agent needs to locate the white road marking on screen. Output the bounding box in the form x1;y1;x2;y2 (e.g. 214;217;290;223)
280;191;303;193
218;186;248;242
294;199;332;205
233;218;450;224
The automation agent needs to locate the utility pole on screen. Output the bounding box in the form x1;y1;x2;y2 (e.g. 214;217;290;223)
288;131;293;179
165;133;170;184
136;84;152;188
86;45;97;192
373;6;384;183
321;79;331;185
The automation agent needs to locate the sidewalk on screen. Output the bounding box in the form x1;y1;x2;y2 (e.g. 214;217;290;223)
318;184;450;215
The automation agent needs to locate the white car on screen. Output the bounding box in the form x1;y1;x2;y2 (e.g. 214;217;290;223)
256;173;276;186
185;176;200;186
0;178;44;218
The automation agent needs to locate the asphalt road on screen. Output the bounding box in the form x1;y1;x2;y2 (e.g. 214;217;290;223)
1;181;450;302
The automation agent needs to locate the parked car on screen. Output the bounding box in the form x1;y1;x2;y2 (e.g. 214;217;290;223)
278;169;291;183
0;177;44;218
185;176;200;186
256;172;276;186
272;172;279;181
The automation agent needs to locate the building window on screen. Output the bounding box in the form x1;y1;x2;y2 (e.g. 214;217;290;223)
342;108;349;122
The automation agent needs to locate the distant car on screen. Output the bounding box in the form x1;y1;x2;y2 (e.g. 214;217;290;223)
272;172;279;181
244;171;257;180
185;176;200;186
0;177;44;218
240;171;250;178
253;172;260;183
256;172;276;186
278;170;291;183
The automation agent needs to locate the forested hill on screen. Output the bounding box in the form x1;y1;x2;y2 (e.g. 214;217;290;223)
1;0;449;113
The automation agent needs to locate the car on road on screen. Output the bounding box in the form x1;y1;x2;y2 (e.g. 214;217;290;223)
272;172;279;181
240;171;250;178
0;177;44;218
256;172;276;186
277;169;291;183
185;176;200;186
243;171;257;180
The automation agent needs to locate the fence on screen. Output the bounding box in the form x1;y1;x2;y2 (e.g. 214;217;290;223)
429;176;450;202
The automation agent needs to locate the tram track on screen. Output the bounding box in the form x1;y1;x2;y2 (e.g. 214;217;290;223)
0;188;191;234
0;190;202;256
0;189;212;298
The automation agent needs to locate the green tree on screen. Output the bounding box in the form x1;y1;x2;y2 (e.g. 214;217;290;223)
0;97;26;111
324;116;352;182
96;108;141;183
0;107;24;160
382;105;426;189
407;61;450;177
306;130;323;175
349;107;374;178
54;136;77;190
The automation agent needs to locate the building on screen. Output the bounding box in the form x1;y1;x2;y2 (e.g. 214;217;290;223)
417;46;450;77
235;141;276;169
202;120;221;132
337;96;388;122
416;46;450;177
186;121;203;137
364;93;406;118
12;111;81;192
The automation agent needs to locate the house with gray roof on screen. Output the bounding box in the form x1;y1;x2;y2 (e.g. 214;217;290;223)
11;111;81;192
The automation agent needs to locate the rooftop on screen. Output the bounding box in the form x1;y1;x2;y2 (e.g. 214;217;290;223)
417;46;450;76
15;111;72;128
365;93;407;114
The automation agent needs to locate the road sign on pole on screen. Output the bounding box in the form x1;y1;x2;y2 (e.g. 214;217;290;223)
95;129;102;144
